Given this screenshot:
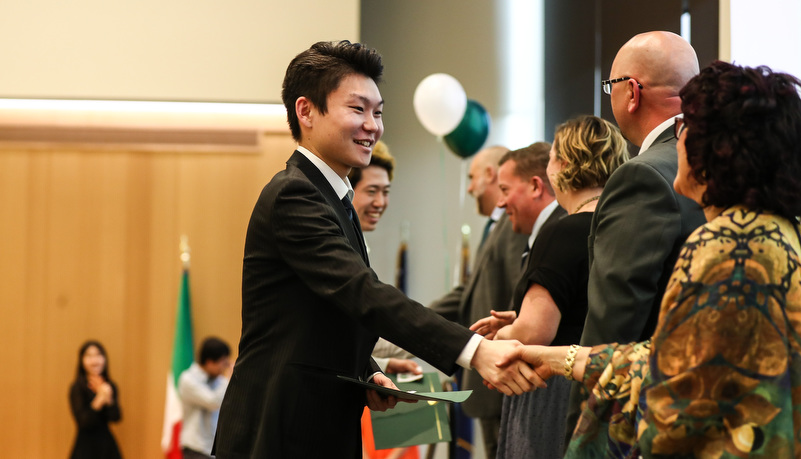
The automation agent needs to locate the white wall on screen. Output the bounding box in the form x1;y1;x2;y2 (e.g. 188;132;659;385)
360;1;545;305
0;0;359;102
728;0;801;77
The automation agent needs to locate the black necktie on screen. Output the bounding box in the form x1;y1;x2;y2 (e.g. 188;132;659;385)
521;243;530;269
342;196;368;263
479;218;495;249
342;196;355;220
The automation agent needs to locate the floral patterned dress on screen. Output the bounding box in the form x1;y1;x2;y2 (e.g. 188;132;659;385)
565;207;801;458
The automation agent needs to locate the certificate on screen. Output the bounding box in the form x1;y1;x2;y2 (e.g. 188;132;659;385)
337;375;472;403
366;373;455;449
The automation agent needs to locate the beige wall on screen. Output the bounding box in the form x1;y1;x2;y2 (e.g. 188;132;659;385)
0;2;353;456
0;0;359;102
0;120;293;457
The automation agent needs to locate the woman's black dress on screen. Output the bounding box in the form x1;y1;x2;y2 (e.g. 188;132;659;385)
69;381;122;459
497;212;592;459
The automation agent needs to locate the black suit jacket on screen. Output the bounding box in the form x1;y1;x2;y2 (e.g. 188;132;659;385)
214;151;474;459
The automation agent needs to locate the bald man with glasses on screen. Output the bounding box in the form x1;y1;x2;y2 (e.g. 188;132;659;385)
564;31;706;442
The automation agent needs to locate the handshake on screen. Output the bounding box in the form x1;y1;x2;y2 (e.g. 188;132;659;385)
466;309;589;395
469;338;587;396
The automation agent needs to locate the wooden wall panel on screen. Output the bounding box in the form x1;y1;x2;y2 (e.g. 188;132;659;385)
0;130;294;457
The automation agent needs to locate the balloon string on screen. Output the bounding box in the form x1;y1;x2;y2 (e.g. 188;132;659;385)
459;158;468;209
438;136;451;292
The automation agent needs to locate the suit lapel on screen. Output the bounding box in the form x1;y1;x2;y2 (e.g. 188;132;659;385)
288;151;370;264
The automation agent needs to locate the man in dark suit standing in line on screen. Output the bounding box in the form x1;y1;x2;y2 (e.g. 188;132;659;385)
213;40;538;459
565;31;706;439
429;145;529;459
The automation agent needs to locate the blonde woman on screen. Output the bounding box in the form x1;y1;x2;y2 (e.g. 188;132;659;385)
472;115;628;458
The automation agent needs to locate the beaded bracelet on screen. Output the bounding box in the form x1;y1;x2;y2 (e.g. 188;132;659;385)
563;344;581;381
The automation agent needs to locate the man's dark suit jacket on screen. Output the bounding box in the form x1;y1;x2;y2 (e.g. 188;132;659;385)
564;127;705;446
214;151;474;459
582;128;705;345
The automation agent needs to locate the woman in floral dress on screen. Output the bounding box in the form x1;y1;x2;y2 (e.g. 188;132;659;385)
502;61;801;458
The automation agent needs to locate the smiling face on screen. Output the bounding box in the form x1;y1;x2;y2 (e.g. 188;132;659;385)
302;73;384;178
497;160;537;234
352;165;391;232
82;345;106;377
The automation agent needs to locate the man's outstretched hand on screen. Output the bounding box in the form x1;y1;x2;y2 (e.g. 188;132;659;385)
470;339;547;395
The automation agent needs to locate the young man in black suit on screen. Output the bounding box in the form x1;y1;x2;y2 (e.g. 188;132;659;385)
213;40;539;459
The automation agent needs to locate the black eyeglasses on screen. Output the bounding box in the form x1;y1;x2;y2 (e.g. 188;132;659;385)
601;76;643;95
674;116;686;140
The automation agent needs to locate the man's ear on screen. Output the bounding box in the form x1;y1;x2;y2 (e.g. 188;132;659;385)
627;79;641;114
296;96;314;129
485;165;496;182
530;176;544;198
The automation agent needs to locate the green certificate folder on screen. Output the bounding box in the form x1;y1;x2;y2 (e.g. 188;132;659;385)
337;375;472;403
369;373;453;449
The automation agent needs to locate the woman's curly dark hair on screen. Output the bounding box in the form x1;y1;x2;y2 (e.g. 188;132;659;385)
679;60;801;219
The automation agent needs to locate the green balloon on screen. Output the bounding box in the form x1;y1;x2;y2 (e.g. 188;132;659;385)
443;99;490;158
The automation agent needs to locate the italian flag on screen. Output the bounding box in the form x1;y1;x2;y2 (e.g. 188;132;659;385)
161;268;194;459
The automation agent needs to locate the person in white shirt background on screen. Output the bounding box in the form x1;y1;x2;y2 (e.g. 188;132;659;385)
178;337;232;459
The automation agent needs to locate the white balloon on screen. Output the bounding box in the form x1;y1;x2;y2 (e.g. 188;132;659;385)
413;73;467;136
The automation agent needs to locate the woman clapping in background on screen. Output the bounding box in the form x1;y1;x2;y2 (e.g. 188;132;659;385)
69;340;122;459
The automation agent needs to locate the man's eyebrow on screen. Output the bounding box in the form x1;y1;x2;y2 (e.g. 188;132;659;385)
350;94;384;106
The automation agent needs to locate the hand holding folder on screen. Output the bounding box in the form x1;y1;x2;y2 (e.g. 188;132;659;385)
345;373;472;449
338;375;472;403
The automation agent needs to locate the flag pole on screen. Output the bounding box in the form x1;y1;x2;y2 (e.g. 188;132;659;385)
161;235;195;458
180;235;191;269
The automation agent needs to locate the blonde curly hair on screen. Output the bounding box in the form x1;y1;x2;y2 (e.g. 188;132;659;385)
550;115;628;192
